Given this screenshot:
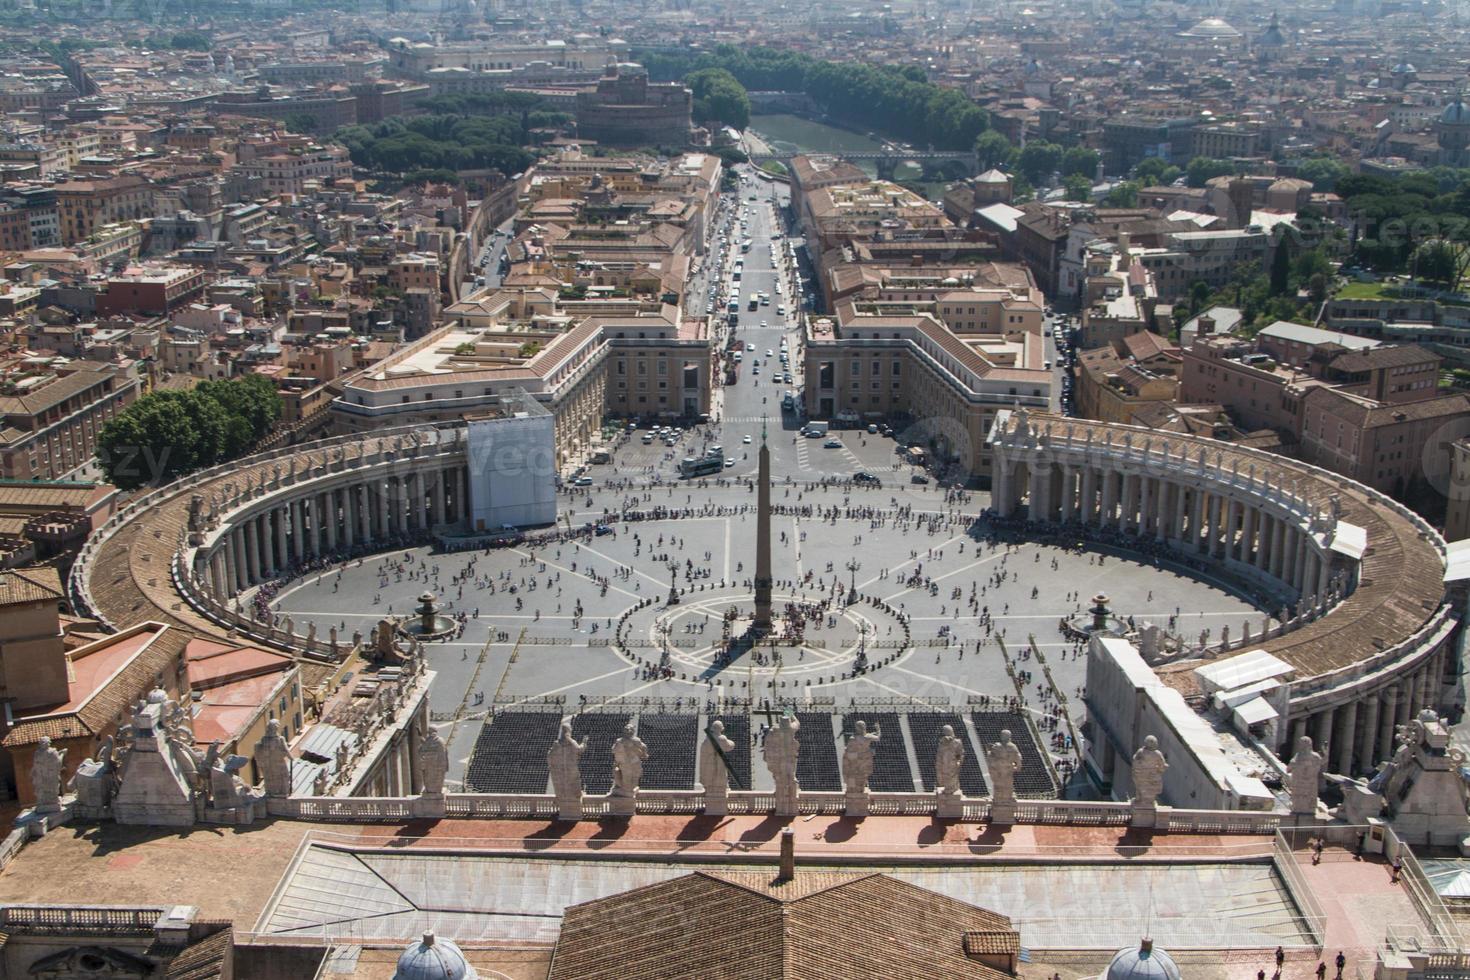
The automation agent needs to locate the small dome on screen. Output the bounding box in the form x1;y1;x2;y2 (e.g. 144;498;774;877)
1107;940;1181;980
1180;17;1242;38
1441;100;1470;125
394;932;477;980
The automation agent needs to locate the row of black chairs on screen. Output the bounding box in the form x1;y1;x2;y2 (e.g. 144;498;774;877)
464;711;561;793
464;709;1055;798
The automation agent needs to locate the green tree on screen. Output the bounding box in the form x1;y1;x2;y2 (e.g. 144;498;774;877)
1063;173;1092;202
1061;146;1100;179
1411;239;1462;287
97;377;282;491
1269;239;1293;296
1297;156;1349;192
1103;181;1139;207
1133;157;1182;186
1017;141;1062;184
685;67;751;130
282;112;318;135
974;130;1014;171
1186;156;1236;187
168;31;210;50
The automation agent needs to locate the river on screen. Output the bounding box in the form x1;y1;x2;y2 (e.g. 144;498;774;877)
749;113;942;198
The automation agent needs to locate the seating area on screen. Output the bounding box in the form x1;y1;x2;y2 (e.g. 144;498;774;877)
906;712;988;795
713;714;752;790
840;713;914;792
571;713;631;794
463;710;561;793
637;714;698;790
971;711;1057;798
793;713;841;792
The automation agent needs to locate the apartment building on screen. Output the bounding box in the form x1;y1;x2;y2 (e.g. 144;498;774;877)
0;358;140;481
54;176;153;245
803;292;1052;485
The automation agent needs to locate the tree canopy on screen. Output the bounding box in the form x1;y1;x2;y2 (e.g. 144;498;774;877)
686;67;751;130
1185;156;1237;188
635;45;988;150
1060;146;1100;179
334;113;534;175
1016;141;1062;184
98;374;282;490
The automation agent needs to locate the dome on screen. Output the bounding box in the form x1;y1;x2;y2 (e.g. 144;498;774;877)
1441;100;1470;125
394;932;478;980
1107;940;1181;980
1180;17;1243;38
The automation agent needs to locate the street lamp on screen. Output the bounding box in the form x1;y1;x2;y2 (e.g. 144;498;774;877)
845;559;861;601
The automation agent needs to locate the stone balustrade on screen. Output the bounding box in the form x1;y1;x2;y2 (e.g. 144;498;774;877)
257;790;1290;834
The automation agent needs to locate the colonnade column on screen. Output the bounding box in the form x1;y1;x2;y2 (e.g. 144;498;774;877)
1358;692;1381;769
1271;519;1287;580
1191;489;1206;553
396;476;410;535
1137;475;1151;536
432;470;447;527
231;531;246;593
323;490;338;552
1255;515;1272;572
245;517;261;584
1080;467;1097;524
1333;700;1357;775
273;509;288;575
1169;481;1185;544
378;478;390;539
343;487;357;548
1239;506;1255;566
456;467;469;527
1101;470;1117;527
1312;707;1336;766
210;550;227;598
1377;687;1399;760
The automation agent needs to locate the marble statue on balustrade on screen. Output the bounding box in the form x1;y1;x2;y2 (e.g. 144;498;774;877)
609;724;648;815
986;730;1023;812
548;722;586;820
1287;735;1325;817
764;712;801;817
842;720;879;795
842;720;880;816
205;744;264;815
254;718;293;798
30;736;66;814
70;735;115;813
418;727;449;797
1131;736;1168;810
935;724;967;818
699;720;737;815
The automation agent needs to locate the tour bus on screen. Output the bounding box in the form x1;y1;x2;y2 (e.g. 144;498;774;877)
726;298;739;314
680;455;723;478
748;296;759;311
782;391;796;410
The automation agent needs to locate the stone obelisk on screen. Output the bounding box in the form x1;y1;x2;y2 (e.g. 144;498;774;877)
753;418;773;632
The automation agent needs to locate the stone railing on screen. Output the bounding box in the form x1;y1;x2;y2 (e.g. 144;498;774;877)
0;826;27;873
0;904;163;933
253;791;1296;833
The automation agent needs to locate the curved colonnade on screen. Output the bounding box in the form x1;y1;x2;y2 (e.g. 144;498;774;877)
71;412;1456;780
991;411;1455;776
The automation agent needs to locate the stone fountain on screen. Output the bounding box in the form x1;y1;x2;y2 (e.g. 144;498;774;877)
399;591;456;641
